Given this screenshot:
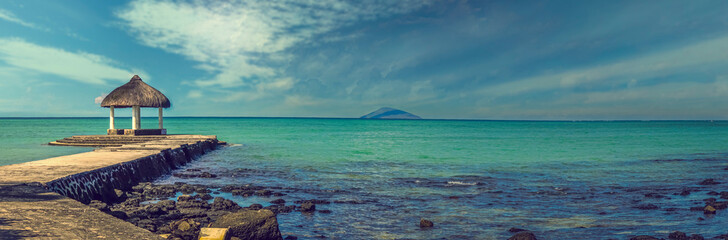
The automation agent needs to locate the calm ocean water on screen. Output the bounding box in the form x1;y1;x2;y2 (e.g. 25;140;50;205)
2;118;728;239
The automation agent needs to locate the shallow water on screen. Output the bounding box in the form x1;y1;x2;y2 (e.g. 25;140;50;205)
3;118;728;239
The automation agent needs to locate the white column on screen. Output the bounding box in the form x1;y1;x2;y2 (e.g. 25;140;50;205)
158;107;163;129
109;106;115;129
132;105;141;130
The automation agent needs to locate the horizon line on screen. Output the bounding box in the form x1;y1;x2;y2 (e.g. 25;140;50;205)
0;116;725;122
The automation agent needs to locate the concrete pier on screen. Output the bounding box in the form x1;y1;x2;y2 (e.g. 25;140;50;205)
0;135;221;239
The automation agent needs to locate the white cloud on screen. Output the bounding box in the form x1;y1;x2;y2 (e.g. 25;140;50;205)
94;93;108;104
0;8;41;29
478;35;728;98
0;38;137;85
187;90;203;99
116;0;430;95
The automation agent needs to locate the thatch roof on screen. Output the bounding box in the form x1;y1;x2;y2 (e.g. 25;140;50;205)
100;75;171;108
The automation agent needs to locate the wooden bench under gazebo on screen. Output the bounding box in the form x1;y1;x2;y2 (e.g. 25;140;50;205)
101;75;170;136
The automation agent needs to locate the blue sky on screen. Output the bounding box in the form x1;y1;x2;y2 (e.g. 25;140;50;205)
1;0;728;119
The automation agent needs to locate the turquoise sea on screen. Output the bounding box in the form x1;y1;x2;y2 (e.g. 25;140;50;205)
2;118;728;239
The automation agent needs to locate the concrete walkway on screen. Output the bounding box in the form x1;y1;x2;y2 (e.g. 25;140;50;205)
0;135;217;239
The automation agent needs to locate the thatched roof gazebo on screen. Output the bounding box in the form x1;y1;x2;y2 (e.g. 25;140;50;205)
101;75;170;135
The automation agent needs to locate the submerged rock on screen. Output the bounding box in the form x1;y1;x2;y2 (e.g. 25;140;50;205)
668;231;687;240
508;231;537;240
300;201;316;212
249;204;263;210
699;179;720;185
635;204;659;210
630;236;659;240
419;218;434;228
209;209;283;240
508;227;528;233
270;198;286;205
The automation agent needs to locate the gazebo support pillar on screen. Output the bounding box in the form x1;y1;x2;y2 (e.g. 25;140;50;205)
158;107;163;129
109;106;115;129
132;105;141;130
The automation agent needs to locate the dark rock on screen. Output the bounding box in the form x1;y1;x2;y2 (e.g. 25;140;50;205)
689;234;704;240
157;200;176;211
508;231;537;240
195;187;211;194
707;191;720;196
704;198;717;203
132;182;151;193
177;199;210;209
168;218;201;240
177;208;208;219
270;199;286;205
114;189;127;202
109;210;128;220
219;185;234;192
197;193;213;201
668;231;687;240
177;195;194;202
294;199;331;204
255;190;272;196
332;199;372;204
419;218;434;228
690;206;704;211
509;227;528;233
89;200;109;212
645;193;665;198
697;217;705;221
704;205;716;214
714;233;728;240
200;172;217;178
145;205;165;215
211;197;241;211
284;236;298;240
209;209;283;240
699;179;720;185
635;204;659;210
711;201;728;210
249;204;263;210
629;236;659;240
300;201;316;212
318;210;332;214
678;190;691;196
720;192;728;199
180;184;196;194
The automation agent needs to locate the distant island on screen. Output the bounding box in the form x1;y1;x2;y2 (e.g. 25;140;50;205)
360;107;422;120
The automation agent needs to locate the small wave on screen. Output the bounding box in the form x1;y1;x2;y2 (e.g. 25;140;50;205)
228;143;244;147
447;181;478;186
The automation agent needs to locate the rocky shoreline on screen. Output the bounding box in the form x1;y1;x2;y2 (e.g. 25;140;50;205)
85;179;320;239
81;167;728;240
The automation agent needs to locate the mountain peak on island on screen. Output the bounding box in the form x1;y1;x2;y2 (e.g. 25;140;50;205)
360;107;422;120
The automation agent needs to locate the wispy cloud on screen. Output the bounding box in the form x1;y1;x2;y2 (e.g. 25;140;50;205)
116;0;430;98
0;38;139;85
0;8;42;29
478;35;728;99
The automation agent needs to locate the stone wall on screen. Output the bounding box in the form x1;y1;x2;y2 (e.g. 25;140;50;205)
45;139;218;204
